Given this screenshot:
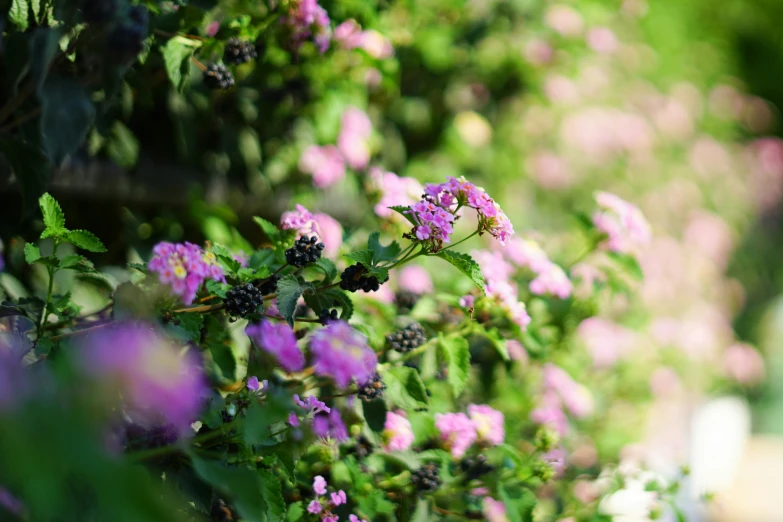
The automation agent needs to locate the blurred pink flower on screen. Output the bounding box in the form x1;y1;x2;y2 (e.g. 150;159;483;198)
338;107;373;170
586;27;618;54
359;30;394;59
593;191;652;254
369;168;424;219
435;412;477;458
649;367;682;397
398;265;433;294
205;21;220;37
299;145;346;187
468;404;505;446
506;339;528;364
528;151;573;190
524;38;554;65
383;410;415;451
313;212;343;258
577;317;638;368
530;262;572;299
545;5;584;37
724;343;765;385
482;498;509;522
246;320;305;372
334;19;362;48
545;75;580;105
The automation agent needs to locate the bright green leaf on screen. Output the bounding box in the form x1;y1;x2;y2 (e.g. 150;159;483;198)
382;366;429;409
24;243;41;264
368;232;401;264
38;193;65;237
9;0;28;31
65;229;106;253
162;36;199;91
439;334;470;396
253;216;281;244
435;250;486;293
388;205;416;226
257;469;286;522
345;250;373;266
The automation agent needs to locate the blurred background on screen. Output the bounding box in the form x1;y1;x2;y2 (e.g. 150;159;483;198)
3;0;783;520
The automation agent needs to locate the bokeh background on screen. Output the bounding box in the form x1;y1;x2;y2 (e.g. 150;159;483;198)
3;0;783;520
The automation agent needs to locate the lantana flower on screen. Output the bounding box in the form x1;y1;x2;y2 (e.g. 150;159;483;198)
246;320;305;372
309;321;377;388
148;242;225;305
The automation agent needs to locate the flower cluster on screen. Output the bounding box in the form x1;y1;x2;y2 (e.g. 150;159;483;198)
334;19;394;59
148;242;226;305
531;364;594;435
369;168;425;220
283;0;331;53
309;321;377;388
245;321;305;372
307;476;366;522
280;204;342;257
473;250;532;330
592;191;652;254
289;394;331;428
78;323;206;434
503;238;572;299
312;408;349;441
435;404;504;458
382;410;415;452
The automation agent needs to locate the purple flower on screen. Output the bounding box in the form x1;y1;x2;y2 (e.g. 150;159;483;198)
435;412;477;459
383;410;414;452
467;404;505;446
309;321;377;388
294;394;331;415
323;517;339;522
349;516;368;522
307;500;323;514
330;490;347;506
246;320;305;372
148;242;226;305
312;408;348;441
78;322;206;434
0;488;23;517
288;412;301;427
282;0;332;53
313;476;328;495
299;145;346;188
247;376;261;391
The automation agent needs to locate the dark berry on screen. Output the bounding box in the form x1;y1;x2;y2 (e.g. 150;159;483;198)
81;0;117;23
340;264;388;293
204;63;235;90
108;24;145;58
386;323;427;353
460;454;495;480
224;283;264;320
285;236;324;267
411;463;441;493
210;499;236;522
352;435;374;459
357;373;386;401
223;38;258;65
257;275;280;296
395;290;418;313
319;309;339;325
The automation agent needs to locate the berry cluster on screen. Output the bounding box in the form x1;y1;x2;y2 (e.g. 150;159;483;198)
108;6;148;59
223;38;258;65
285;236;325;267
319;309;339;325
81;0;117;23
224;283;264;319
339;264;387;293
357;373;386;401
386;323;427;353
459;454;495;480
394;290;418;313
411;463;441;493
204;63;235;90
257;275;280;296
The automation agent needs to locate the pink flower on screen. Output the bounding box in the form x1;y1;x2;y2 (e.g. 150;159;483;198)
323;517;339;522
246;321;305;372
358;30;394;59
485;279;531;330
529;262;572;299
545;5;584;37
369;168;424;219
592;191;651;254
334;19;362;48
148;242;225;305
299;145;346;188
294;394;331;415
313;476;328;495
435;412;477;458
587;27;618;54
467;404;505;446
541;364;593;418
577;318;637;368
349;516;368;522
281;204;319;236
314;212;343;258
205;21;220;37
543;447;567;475
338;108;373;170
330;490;347;506
288;412;301;427
530;396;569;436
503;238;551;272
383;411;415;451
459;295;475;309
79;323;206;434
282;0;331;53
506;340;528;364
307;500;322;514
310;321;377;388
398;266;433;294
482;498;509;522
724;343;765;385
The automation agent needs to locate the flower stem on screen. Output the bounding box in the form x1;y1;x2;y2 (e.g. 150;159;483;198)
37;241;59;337
438;230;479;252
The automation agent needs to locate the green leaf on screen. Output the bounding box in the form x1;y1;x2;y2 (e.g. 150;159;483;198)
205;279;230;299
312;258;337;283
40;76;95;165
106;121;139;168
29;28;61;95
607;252;643;280
257;469;286;522
168;313;204;343
0;137;51;219
190;456;268;522
38;193;66;237
162;36;199;91
345;250;373;266
411;498;430;522
65;229;106;253
287;502;304;522
275;275;303;327
362;397;387;432
323;289;353;320
9;0;28;30
388;205;416;226
435;250;486;293
59;254;95;273
499;485;537;522
243;393;290;446
207;341;236;381
368;232;402;264
382;366;429;410
24;243;41;264
253;216;281;244
439;334;470;396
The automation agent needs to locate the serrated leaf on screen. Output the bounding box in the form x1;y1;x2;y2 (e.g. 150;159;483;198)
382;366;429;410
65;229;106;253
59;254;95;272
205;279;230;298
312;258;337;283
499;485;537;522
275;275;303;327
243;393;290;446
38;193;65;236
162;36;198;91
368;232;402;264
257;469;286;522
323;289;353;320
436;250;485;293
190;456;268;522
9;0;28;31
127;262;147;273
253;216;281;244
23;243;40;264
388;205;416;225
345;250;373;266
439;334;470;396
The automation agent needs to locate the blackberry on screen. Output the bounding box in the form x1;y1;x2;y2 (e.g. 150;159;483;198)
224;283;263;319
223;38;258;65
386;323;427;353
411;463;441;493
460;454;495;480
395;290;418;313
285;236;324;267
339;264;388;293
204;63;235;90
319;309;339;325
81;0;117;23
210;499;236;522
357;373;386;401
257;275;280;296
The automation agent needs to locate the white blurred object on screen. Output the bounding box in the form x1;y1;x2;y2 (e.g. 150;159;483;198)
689;396;750;497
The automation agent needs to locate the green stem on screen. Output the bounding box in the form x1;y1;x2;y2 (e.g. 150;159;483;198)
38;241;59;337
439;230;479;252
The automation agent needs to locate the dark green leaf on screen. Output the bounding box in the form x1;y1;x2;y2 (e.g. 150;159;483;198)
368;232;401;264
439;334;470;396
322;289;353;320
253;216;281;244
249;249;276;270
312;258;337;283
40;76;95;165
106;121;139;168
162;36;199;91
388;205;416;226
435;250;485;293
499;485;536;522
59;254;95;273
127;262;147;273
345;250;373;266
362;397;387;432
29;28;60;95
205;279;229;298
38;192;65;236
243;394;289;446
190;456;268;522
65;229;106;253
275;275;303;327
257;469;285;522
207;341;236;381
382;366;429;409
169;313;204;343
